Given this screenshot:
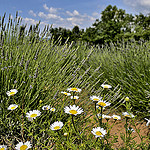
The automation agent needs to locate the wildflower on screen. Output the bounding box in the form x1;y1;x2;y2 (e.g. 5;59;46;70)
125;97;129;102
144;118;150;126
91;127;107;138
61;91;71;96
39;100;43;103
101;84;112;89
8;104;18;110
90;96;102;103
6;89;18;96
64;105;83;116
15;141;32;150
97;100;111;107
122;112;135;118
71;96;79;99
0;145;7;150
42;105;50;110
64;132;68;136
26;110;41;119
50;121;63;131
97;114;111;119
67;88;81;93
50;107;56;112
112;115;121;120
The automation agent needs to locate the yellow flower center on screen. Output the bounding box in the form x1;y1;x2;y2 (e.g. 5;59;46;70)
0;148;5;150
69;110;77;115
93;98;99;101
11;106;16;110
39;100;43;103
125;115;131;118
125;97;129;101
51;108;55;111
114;117;118;120
30;114;37;118
9;92;15;96
54;126;60;130
64;92;68;95
98;102;106;107
103;85;109;89
20;145;28;150
95;131;102;136
71;88;78;92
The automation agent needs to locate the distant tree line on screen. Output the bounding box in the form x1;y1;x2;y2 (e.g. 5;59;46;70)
49;5;150;45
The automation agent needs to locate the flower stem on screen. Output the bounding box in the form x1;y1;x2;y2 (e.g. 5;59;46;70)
73;92;75;104
100;106;103;126
71;115;77;133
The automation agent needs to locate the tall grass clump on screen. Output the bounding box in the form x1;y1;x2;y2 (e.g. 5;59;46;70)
88;41;150;118
0;13;149;149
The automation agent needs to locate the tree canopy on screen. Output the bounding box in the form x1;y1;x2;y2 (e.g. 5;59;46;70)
49;5;150;45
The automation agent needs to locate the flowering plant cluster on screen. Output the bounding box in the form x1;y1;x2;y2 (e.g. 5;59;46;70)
1;85;149;149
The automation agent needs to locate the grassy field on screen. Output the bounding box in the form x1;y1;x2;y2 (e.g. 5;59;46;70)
0;14;150;149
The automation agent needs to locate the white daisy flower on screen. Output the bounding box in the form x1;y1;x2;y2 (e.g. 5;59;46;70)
64;105;83;116
97;114;112;119
144;118;150;126
50;107;56;112
0;145;7;150
90;96;102;102
42;105;50;110
50;121;63;131
122;112;135;118
67;88;82;93
6;89;18;96
71;96;79;100
97;100;111;107
26;110;41;119
8;104;18;110
15;141;32;150
61;91;71;96
91;127;107;138
112;115;121;120
101;84;112;89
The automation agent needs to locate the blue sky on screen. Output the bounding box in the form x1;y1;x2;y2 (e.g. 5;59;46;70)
0;0;150;30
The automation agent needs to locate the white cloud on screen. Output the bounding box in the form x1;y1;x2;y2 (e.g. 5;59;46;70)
65;11;96;28
38;11;63;21
23;18;39;25
29;10;36;17
66;10;80;16
22;17;49;31
21;3;99;29
123;0;150;14
43;4;60;14
92;12;100;17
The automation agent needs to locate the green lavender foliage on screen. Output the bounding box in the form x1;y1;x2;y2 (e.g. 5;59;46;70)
88;41;150;117
0;13;149;150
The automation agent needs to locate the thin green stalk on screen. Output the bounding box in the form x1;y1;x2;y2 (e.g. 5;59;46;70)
100;106;103;126
71;115;77;133
73;92;75;105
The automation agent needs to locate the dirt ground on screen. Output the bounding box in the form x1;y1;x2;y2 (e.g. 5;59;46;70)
102;118;150;149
